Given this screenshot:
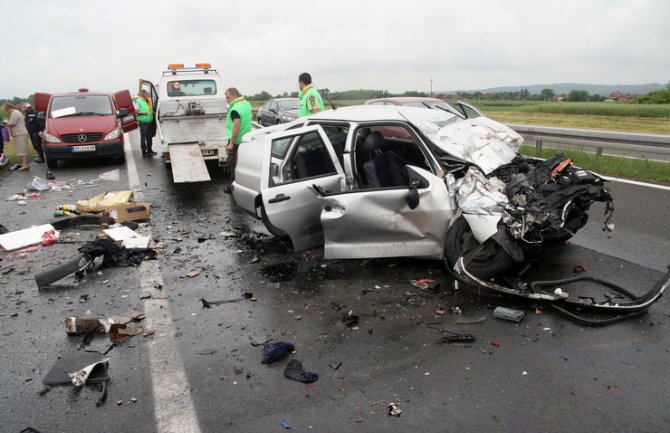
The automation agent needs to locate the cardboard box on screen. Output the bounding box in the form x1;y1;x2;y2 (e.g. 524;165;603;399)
76;191;134;212
107;202;150;223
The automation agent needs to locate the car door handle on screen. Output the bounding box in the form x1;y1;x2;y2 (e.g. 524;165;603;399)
268;194;291;203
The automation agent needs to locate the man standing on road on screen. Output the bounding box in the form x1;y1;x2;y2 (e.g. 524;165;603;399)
223;87;252;193
135;90;155;157
298;72;324;117
22;103;44;163
3;103;30;170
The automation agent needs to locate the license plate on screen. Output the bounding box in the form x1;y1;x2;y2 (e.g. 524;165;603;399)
201;149;216;156
72;145;96;152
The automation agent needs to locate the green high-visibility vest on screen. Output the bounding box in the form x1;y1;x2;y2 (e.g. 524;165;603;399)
298;85;325;117
135;97;152;123
226;97;253;145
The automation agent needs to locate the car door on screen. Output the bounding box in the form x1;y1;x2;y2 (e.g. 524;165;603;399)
114;89;138;132
139;79;159;136
267;101;278;125
318;166;454;259
261;125;346;252
34;92;51;115
258;101;269;126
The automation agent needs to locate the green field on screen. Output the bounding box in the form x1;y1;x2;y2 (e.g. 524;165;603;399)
458;100;670;134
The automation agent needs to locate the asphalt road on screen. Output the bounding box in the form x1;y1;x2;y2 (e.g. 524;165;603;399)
1;130;669;433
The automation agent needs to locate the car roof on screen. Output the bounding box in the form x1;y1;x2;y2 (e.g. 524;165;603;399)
307;104;453;122
52;92;110;97
365;96;445;104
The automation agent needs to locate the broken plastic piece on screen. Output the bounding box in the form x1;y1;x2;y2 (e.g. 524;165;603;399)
493;306;525;323
388;402;402;417
443;334;476;344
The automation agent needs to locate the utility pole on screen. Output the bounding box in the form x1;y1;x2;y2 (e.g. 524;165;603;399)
429;76;434;96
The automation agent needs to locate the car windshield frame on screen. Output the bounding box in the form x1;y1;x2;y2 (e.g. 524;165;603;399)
49;95;113;118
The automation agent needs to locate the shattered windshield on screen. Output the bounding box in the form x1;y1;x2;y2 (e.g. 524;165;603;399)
50;95;113;118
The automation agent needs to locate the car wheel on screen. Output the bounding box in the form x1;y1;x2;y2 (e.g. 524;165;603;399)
116;153;126;165
445;216;513;279
45;154;58;169
260;203;287;238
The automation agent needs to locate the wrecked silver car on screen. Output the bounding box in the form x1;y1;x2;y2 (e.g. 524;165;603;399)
232;105;613;279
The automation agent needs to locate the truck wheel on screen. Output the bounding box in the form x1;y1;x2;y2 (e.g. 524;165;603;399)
445;216;512;279
45;155;58;169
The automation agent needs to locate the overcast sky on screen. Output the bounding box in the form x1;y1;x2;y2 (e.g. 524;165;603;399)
3;0;669;98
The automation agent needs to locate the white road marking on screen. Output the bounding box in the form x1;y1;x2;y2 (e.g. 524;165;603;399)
123;133;202;433
602;175;670;191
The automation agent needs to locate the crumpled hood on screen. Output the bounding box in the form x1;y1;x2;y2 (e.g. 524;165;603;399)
426;117;524;174
47;115;117;135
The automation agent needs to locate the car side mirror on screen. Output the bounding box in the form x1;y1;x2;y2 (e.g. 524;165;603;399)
406;181;420;209
117;108;128;118
37;112;45;119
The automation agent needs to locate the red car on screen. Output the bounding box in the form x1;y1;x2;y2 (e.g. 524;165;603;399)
34;89;138;169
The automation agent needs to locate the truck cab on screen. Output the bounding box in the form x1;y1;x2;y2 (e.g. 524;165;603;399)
140;63;228;183
34;88;137;169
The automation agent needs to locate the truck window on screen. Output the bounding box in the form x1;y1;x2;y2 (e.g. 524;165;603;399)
167;80;217;97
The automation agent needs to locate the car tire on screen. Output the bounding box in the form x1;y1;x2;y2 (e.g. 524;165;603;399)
116;153;126;165
45;155;58;169
445;216;513;279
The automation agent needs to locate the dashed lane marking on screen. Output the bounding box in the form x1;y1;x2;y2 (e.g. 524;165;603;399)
124;133;202;433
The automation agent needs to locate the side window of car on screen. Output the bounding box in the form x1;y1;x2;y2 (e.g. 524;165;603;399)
274;131;336;185
354;124;431;189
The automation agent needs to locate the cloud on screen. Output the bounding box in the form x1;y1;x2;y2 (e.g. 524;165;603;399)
2;0;668;98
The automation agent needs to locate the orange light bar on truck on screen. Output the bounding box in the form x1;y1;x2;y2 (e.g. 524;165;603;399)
195;63;211;69
167;63;184;69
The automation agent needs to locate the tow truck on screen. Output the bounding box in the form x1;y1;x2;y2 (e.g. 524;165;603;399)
140;63;228;183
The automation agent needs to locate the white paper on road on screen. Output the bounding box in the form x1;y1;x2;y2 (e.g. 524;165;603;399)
0;224;57;251
103;226;150;248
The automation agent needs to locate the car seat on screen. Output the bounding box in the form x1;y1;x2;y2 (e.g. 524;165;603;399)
355;130;383;187
363;151;410;188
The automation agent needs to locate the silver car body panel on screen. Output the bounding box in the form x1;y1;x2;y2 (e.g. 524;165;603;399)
456;167;509;243
260;125;346;251
428;116;524;175
320;166;454;259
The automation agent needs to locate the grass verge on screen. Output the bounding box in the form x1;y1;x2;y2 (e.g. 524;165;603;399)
519;144;670;184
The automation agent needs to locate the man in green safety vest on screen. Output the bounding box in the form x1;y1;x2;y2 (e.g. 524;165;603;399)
135;90;155;157
224;87;252;193
298;72;325;117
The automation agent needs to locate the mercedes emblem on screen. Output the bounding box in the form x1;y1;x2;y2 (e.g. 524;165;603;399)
77;134;87;143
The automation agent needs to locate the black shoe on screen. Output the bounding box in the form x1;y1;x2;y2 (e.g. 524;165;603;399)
147;151;157;156
142;153;149;157
224;185;232;194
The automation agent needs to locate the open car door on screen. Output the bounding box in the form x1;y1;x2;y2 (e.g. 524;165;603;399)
260;125;346;252
317;166;454;259
139;79;159;137
34;92;51;115
114;89;138;132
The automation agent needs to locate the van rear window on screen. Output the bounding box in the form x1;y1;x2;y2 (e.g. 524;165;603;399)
167;80;217;97
50;95;113;118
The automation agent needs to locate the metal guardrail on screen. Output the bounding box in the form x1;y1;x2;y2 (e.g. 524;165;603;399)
508;123;670;157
